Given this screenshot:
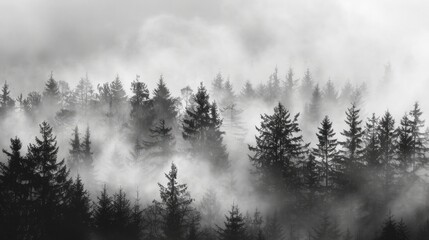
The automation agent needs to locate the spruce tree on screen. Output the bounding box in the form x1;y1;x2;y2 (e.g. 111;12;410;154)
26;121;72;240
303;154;320;211
68;126;81;171
378;215;397;240
408;102;427;171
75;75;94;112
307;85;322;124
300;68;314;101
222;79;236;108
207;102;229;170
112;188;132;238
364;113;381;169
81;126;93;168
264;213;285;240
158;163;194;240
249;102;308;193
240;81;256;101
378;111;397;189
0;81;15;115
110;75;127;106
396;219;410;240
267;67;281;103
130;194;143;240
145;119;175;156
212;73;225;100
63;175;91;240
323;80;338;106
397;114;413;174
217;204;247;240
152;76;178;127
93;185;113;238
283;67;298;108
311;214;341;240
43;72;61;106
130;76;154;136
313;116;338;190
336;104;365;193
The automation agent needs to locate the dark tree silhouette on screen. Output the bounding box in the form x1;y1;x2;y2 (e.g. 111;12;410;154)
217;204;247;240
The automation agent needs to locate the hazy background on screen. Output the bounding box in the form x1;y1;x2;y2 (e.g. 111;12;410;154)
1;0;429;109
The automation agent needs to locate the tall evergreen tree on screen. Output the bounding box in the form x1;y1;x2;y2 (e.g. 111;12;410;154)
364;113;381;169
283;67;298;108
307;85;322;124
378;215;397;240
145;119;175;157
397;114;413;174
130;76;154;136
26;121;72;240
0;81;15;115
81;126;93;168
112;188;132;239
93;185;114;239
264;213;285;240
313;116;338;190
110;76;127;107
211;73;225;100
152;76;178;127
300;68;314;101
378;111;397;192
336;104;365;193
249;102;308;193
68;126;81;171
240;81;256;101
158;163;194;240
43;73;61;106
217;204;247;240
311;214;341;240
75;75;94;112
408;102;427;171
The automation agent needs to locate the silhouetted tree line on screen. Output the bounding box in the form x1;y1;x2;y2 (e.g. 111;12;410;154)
2;65;429;239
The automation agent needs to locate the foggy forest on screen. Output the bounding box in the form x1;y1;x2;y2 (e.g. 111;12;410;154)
2;1;429;240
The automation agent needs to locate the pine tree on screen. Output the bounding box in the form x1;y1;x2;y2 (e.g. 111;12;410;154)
63;175;91;240
378;111;397;190
283;67;298;108
313;116;338;190
378;215;397;240
158;163;194;240
222;79;236;108
110;75;127;107
68;126;81;171
240;81;256;101
81;126;93;168
323;80;338;105
336;104;365;193
112;188;132;238
212;73;225;100
339;82;353;106
396;219;410;240
93;185;113;238
249;102;308;193
307;85;322;124
75;75;94;112
267;67;281;103
207;102;229;170
264;213;285;240
152;76;178;127
0;137;31;240
130;76;154;136
43;72;61;106
0;81;15;115
397;114;413;174
145;119;175;156
26;121;72;240
408;102;427;171
217;204;247;240
130;194;143;240
311;214;341;240
300;68;314;101
303;154;320;211
364;113;381;169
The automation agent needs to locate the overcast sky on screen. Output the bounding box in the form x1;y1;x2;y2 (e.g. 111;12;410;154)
1;0;429;103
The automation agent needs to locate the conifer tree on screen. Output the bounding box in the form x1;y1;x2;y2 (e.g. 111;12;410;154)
303;154;320;211
110;76;127;106
364;113;381;169
336;104;365;192
130;194;143;240
145;119;175;156
81;126;93;168
339;82;353;106
222;79;236;108
0;81;15;115
112;188;132;238
397;114;413;174
311;214;341;240
267;67;281;103
43;72;61;106
240;81;256;101
63;175;91;240
300;68;314;101
396;219;410;240
283;67;298;107
249;102;308;193
68;126;81;171
158;163;194;240
408;102;427;171
313;116;338;190
212;73;225;100
26;121;72;239
264;213;285;240
323;80;338;105
75;75;94;112
93;185;113;238
378;215;397;240
217;204;247;240
153;76;178;127
307;84;322;124
378;111;397;196
130;76;154;136
207;102;229;169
